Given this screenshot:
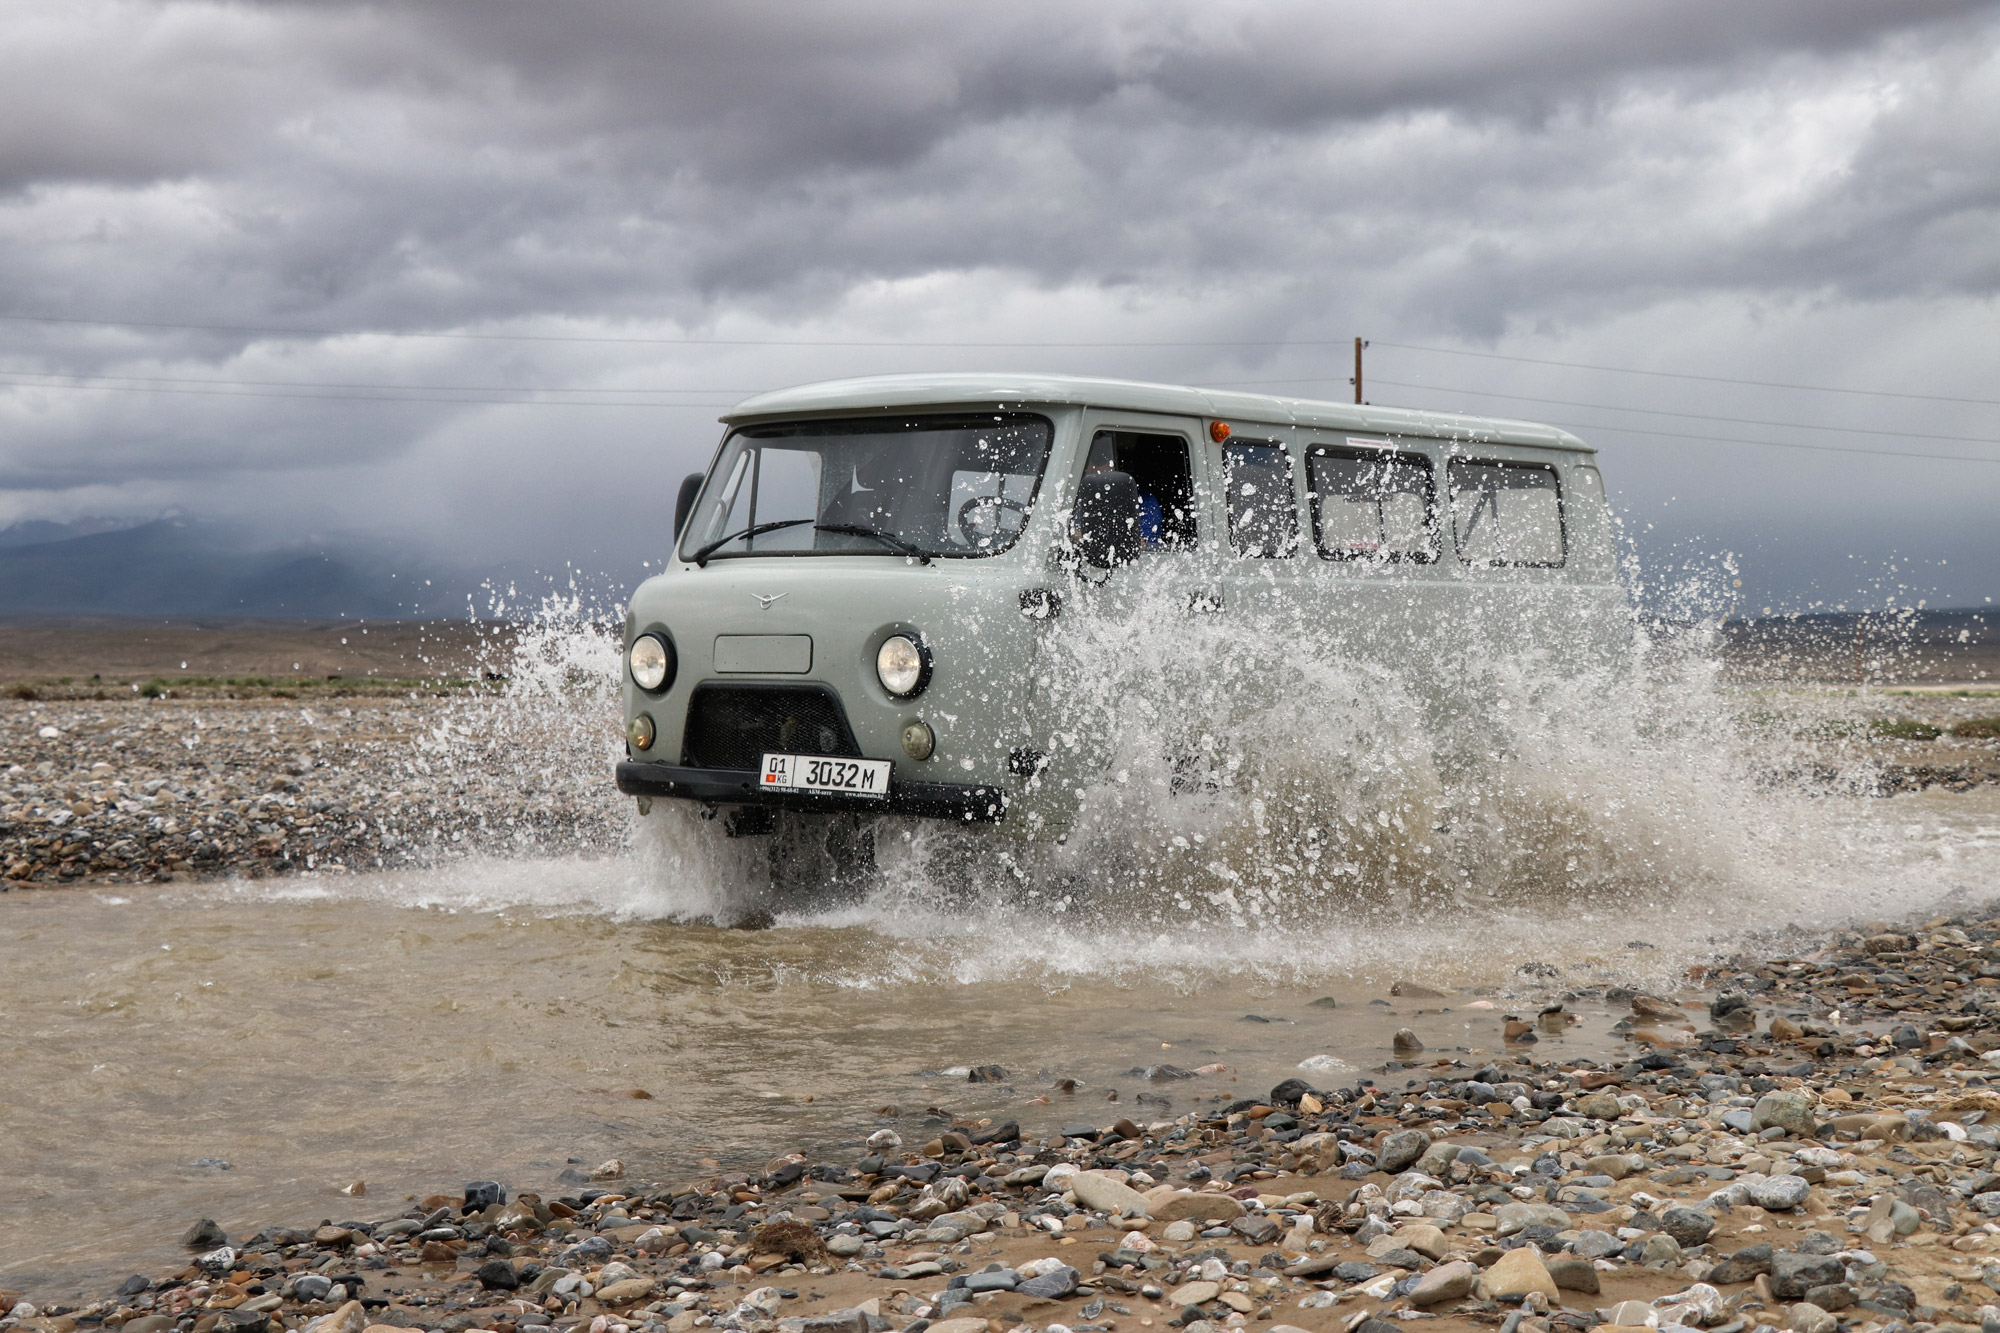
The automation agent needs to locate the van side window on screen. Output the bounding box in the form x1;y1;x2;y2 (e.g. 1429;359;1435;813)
1448;460;1564;567
1306;446;1436;562
1222;441;1299;558
1084;430;1197;548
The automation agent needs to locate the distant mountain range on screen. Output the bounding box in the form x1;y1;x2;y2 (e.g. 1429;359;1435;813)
0;518;467;618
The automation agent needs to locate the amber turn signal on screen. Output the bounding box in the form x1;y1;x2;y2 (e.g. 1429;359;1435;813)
1208;420;1231;442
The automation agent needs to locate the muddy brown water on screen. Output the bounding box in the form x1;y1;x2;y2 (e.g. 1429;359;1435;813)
5;780;2000;1299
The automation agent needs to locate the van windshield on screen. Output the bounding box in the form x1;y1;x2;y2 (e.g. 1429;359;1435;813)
681;414;1054;563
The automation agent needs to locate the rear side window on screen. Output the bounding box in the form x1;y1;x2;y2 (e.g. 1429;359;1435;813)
1223;441;1299;558
1306;445;1437;563
1448;460;1564;567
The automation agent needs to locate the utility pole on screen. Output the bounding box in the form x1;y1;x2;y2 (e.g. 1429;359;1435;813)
1352;337;1367;404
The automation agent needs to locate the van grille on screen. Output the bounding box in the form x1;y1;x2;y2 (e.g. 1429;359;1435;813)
681;683;864;770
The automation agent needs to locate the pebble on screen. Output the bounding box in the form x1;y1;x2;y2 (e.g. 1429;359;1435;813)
1749;1173;1812;1211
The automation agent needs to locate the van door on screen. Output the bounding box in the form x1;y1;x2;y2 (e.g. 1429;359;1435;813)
1015;411;1212;835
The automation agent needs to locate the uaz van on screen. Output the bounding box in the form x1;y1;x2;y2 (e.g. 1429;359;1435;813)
615;374;1623;840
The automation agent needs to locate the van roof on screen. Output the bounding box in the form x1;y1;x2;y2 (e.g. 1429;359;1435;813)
721;372;1593;454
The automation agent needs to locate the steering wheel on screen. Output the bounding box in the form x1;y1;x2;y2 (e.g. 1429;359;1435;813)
956;494;1031;547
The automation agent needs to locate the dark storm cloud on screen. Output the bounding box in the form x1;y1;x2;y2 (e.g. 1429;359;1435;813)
0;0;1996;606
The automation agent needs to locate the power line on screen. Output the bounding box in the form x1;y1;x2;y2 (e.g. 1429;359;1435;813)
1372;340;2000;408
0;310;1365;349
1543;420;2000;466
0;374;740;408
0;366;761;395
1207;374;2000;448
4;361;1995;464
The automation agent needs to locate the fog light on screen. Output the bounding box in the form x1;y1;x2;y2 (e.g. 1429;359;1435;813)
627;713;656;751
900;720;935;761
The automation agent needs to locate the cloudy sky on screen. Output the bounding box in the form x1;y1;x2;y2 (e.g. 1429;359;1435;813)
2;0;1996;612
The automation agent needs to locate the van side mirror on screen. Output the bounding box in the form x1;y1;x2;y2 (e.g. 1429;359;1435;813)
1070;470;1145;569
673;472;705;539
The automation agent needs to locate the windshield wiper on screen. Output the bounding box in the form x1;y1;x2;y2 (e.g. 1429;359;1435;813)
813;523;934;564
690;517;936;566
689;517;813;567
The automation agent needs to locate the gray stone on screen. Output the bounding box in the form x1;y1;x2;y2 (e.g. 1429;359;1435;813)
1232;1214;1281;1245
826;1234;866;1257
292;1276;334;1303
880;1262;943;1281
474;1259;519;1291
1753;1092;1818;1138
182;1219;228;1249
1546;1259;1599;1294
1016;1265;1081;1300
1752;1175;1812;1211
1660;1206;1716;1247
1413;1141;1460;1178
963;1270;1018;1293
799;1313;870;1333
1377;1129;1432;1174
1572;1231;1622;1260
1709;1244;1775;1284
1772;1252;1846;1301
1640;1234;1682;1268
1494;1202;1571;1236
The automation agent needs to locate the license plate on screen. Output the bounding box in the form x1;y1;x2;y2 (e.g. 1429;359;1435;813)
759;753;891;798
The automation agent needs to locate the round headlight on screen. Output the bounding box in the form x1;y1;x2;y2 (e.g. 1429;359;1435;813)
628;633;674;692
627;713;656;751
876;634;927;698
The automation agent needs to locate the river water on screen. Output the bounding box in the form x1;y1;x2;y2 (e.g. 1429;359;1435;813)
4;781;1997;1299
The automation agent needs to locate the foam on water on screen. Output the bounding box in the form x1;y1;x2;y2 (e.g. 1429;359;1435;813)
317;575;2000;992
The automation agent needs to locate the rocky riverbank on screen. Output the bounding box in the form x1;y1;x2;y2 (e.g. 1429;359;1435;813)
15;912;2000;1333
5;686;1997;889
0;697;623;885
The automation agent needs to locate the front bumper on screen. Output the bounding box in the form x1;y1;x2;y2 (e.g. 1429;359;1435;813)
615;761;1006;823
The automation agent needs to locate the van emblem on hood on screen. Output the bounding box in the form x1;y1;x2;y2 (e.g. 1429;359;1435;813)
751;592;788;610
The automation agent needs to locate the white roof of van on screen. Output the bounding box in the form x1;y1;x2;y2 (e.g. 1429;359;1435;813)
721;372;1592;453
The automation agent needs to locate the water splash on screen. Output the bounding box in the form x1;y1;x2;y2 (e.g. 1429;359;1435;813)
394;565;1998;991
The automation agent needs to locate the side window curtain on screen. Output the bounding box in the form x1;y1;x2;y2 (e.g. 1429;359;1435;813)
1306;447;1437;562
1448;460;1565;567
1222;441;1300;558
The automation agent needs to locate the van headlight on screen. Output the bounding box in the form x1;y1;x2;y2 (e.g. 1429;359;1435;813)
628;633;674;692
876;634;929;698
